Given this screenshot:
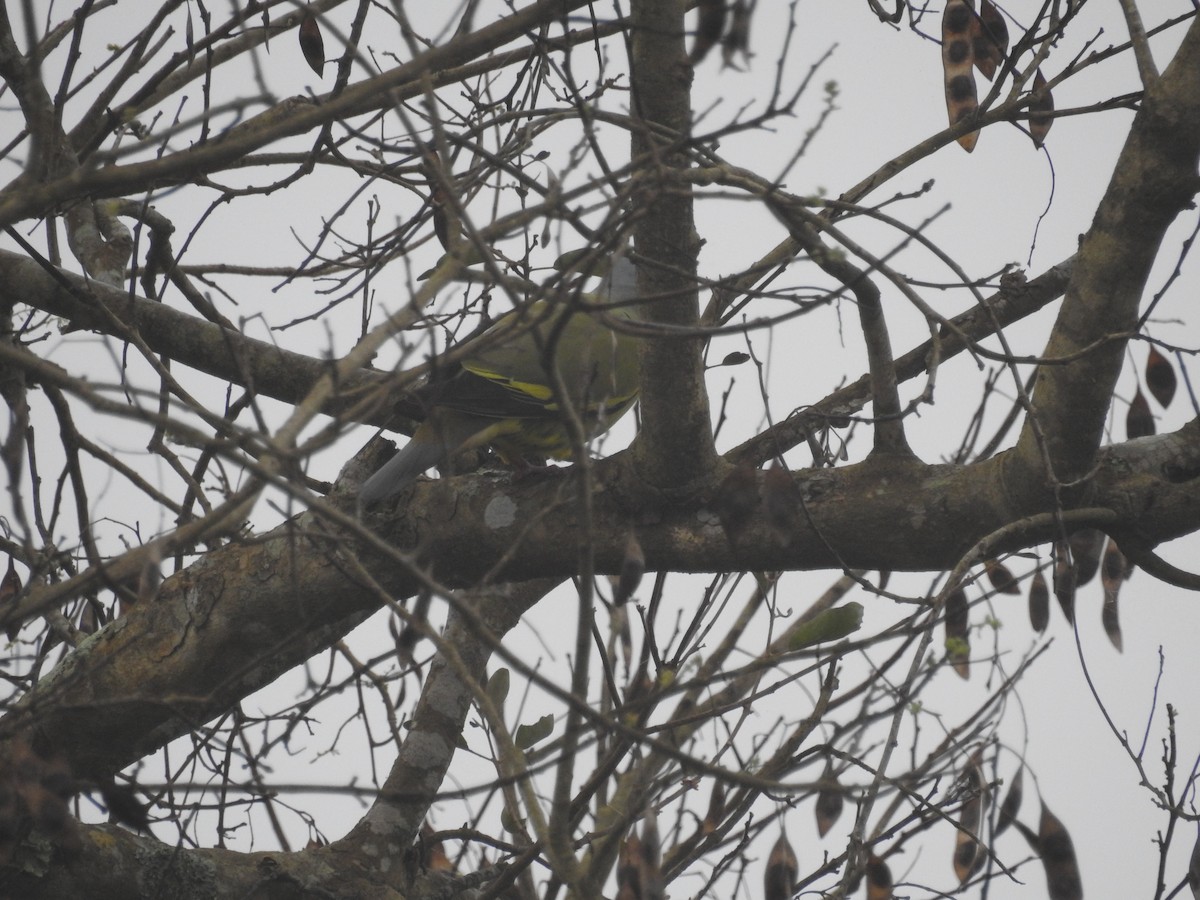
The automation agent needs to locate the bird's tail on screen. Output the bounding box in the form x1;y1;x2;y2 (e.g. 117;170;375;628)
358;415;484;509
358;436;444;508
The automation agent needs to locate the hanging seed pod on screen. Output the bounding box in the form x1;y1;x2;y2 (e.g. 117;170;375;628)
298;12;325;77
866;854;894;900
1028;69;1054;148
972;0;1009;80
953;750;987;883
942;0;980;151
996;767;1024;836
1126;388;1155;438
1038;803;1083;900
1;556;21;641
764;831;798;900
984;559;1020;594
1100;539;1127;652
1052;543;1076;625
815;762;845;837
1146;346;1177;408
945;588;971;680
1068;529;1105;586
1029;568;1050;633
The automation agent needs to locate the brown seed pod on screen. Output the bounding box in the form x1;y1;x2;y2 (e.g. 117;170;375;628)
1029;568;1050;633
1127;387;1155;438
764;831;798;900
1146;346;1177;408
1029;69;1054;148
945;587;971;680
953;749;987;883
866;854;894;899
984;558;1020;595
299;13;325;77
942;0;980;151
814;762;844;837
996;766;1024;836
972;0;1009;80
1038;803;1083;900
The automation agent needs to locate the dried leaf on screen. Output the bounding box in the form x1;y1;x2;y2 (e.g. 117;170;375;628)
945;588;971;680
1146;346;1177;408
984;559;1020;595
764;831;798;900
995;767;1023;836
1038;803;1083;900
614;533;645;606
953;750;987;883
690;0;726;64
763;462;801;545
1127;387;1155;438
1029;568;1050;633
720;351;751;367
814;763;844;837
714;465;759;545
299;13;325;77
942;0;980;151
866;854;894;900
1029;68;1054;148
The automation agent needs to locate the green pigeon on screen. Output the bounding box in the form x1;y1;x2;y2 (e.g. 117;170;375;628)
359;256;643;505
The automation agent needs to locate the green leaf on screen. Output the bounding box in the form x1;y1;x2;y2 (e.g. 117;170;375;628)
787;603;864;651
500;807;525;834
515;714;554;749
485;668;510;711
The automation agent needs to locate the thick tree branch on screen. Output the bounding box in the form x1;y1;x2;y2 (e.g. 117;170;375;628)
337;581;538;883
1010;16;1200;505
628;0;717;492
7;418;1199;786
1;821;407;900
732;255;1077;467
0;246;392;426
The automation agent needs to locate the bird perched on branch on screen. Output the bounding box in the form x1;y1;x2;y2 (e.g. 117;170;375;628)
358;255;644;506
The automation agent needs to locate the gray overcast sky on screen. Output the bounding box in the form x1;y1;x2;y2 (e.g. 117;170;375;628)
2;2;1199;897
